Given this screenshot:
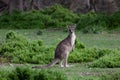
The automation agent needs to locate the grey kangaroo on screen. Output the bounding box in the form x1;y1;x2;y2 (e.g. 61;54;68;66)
32;24;76;68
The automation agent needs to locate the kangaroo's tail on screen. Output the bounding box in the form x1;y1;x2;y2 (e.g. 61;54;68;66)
32;59;58;69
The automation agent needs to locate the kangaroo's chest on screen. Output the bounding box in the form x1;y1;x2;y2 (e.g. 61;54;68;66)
71;33;76;46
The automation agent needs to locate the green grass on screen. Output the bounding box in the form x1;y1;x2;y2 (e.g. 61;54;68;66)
0;29;120;49
0;63;120;80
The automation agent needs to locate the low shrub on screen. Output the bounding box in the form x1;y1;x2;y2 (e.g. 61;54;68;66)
107;11;120;29
81;25;105;34
40;4;79;28
75;38;85;49
0;4;119;31
0;4;79;29
0;31;120;68
0;31;54;64
5;67;67;80
100;72;120;80
1;32;109;64
77;11;120;33
69;48;111;63
89;50;120;68
8;67;31;80
0;71;7;80
32;69;67;80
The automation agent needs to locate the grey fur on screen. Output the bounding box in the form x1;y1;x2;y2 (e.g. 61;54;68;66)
32;24;76;68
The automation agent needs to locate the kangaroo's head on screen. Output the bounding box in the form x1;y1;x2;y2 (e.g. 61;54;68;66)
67;24;76;33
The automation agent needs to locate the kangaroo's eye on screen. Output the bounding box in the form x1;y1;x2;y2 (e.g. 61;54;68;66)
69;29;71;32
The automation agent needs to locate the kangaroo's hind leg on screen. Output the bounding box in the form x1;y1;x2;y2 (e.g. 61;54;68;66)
63;52;70;67
59;59;64;67
64;58;74;67
64;58;69;67
63;52;73;67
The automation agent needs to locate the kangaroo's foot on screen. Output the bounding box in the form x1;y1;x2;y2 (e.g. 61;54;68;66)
59;65;64;67
64;65;74;67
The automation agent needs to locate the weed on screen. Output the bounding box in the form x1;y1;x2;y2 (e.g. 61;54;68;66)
100;72;120;80
5;67;67;80
89;50;120;68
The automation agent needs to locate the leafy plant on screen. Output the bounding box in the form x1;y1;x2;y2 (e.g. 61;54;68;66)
8;67;31;80
89;50;120;68
33;69;67;80
0;31;120;68
75;38;85;49
0;4;120;32
6;67;68;80
69;48;112;63
100;72;120;80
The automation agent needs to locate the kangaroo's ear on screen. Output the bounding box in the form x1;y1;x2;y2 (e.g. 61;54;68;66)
74;24;77;28
67;25;70;29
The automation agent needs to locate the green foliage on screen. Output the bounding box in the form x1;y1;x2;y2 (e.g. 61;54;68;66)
6;67;67;80
81;25;105;34
100;72;120;80
1;31;108;64
89;50;120;68
0;4;119;31
40;4;79;27
0;71;7;80
8;67;31;80
75;38;85;49
0;31;120;68
32;69;67;80
0;31;54;64
0;4;79;29
77;12;120;33
107;11;120;29
69;48;111;63
77;12;107;33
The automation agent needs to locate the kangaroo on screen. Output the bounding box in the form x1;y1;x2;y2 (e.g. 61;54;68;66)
32;24;76;68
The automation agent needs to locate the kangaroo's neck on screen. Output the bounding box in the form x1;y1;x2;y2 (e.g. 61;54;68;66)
67;32;76;46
